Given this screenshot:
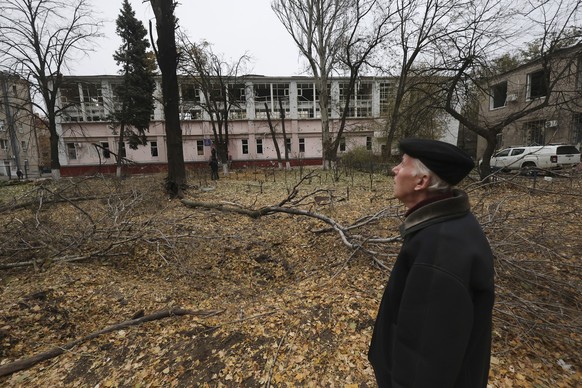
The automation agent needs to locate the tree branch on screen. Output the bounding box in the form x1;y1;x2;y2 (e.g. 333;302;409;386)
0;308;223;378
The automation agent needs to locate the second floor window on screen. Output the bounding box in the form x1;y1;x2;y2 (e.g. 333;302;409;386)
366;136;372;151
242;139;248;154
151;141;158;157
528;70;548;100
491;81;507;109
299;138;305;153
197;140;204;156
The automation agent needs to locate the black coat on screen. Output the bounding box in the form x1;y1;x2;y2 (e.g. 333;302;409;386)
369;190;494;387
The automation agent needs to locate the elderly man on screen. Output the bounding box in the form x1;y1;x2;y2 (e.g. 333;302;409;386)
368;138;495;387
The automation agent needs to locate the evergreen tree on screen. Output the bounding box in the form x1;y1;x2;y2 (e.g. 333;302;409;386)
112;0;156;177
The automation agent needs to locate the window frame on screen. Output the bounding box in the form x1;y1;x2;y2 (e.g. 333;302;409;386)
242;139;249;155
101;142;110;158
256;138;263;154
339;137;346;152
527;70;548;100
196;140;204;156
66;142;77;160
490;81;508;109
150;141;159;157
299;138;305;153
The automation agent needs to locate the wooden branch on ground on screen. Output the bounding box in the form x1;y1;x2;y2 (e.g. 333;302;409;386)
181;198;402;267
0;195;105;214
0;308;223;378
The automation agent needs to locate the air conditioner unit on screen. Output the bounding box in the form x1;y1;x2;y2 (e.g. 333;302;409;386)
545;120;558;128
506;94;518;102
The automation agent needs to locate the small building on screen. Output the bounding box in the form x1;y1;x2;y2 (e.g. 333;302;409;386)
477;44;582;156
0;72;41;179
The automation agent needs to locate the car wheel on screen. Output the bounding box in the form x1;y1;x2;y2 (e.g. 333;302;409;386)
521;162;538;176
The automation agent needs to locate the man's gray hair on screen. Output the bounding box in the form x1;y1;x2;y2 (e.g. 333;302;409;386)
411;157;451;193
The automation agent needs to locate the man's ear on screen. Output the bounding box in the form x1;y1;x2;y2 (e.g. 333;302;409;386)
414;174;430;191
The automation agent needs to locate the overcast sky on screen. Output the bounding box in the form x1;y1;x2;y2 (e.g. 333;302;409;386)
71;0;305;76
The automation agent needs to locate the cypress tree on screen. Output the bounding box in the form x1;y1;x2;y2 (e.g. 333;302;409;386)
112;0;156;176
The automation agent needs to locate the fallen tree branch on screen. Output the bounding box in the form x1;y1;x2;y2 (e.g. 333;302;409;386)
0;195;106;214
0;308;223;378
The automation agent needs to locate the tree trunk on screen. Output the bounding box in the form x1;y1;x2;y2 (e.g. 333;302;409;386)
150;0;186;197
49;115;61;179
265;103;283;168
278;98;290;169
116;122;125;178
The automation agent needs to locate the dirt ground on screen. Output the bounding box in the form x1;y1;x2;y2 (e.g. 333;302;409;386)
0;168;580;387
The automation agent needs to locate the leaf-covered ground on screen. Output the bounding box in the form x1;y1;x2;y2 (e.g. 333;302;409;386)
0;169;580;387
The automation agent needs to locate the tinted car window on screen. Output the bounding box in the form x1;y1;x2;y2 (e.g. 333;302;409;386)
557;146;580;155
511;148;525;156
494;149;510;157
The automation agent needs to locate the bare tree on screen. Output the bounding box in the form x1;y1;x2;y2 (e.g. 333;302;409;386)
0;0;101;179
178;38;250;175
149;0;186;197
332;0;397;161
435;0;582;179
265;100;288;169
380;0;481;157
272;0;354;168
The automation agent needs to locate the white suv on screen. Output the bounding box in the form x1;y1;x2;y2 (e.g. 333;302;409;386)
488;144;581;172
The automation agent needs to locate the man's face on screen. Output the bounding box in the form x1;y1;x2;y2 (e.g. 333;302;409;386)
392;154;421;205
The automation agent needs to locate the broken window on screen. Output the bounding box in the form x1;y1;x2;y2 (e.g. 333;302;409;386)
297;83;315;118
228;83;247;119
271;83;290;116
180;84;202;120
254;83;271;119
528;70;548;99
379;82;393;115
491;81;508;109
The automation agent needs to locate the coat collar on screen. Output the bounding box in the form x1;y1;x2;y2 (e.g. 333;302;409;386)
399;189;471;237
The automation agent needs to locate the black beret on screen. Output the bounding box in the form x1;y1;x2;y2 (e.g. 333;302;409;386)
399;138;474;185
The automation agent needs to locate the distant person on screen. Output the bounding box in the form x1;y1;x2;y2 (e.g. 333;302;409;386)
368;138;495;387
16;169;23;180
209;149;219;181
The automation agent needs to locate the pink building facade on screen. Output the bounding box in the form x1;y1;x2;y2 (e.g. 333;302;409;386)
55;75;455;175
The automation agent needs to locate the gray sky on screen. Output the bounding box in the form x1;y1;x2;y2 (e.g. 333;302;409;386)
72;0;305;76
